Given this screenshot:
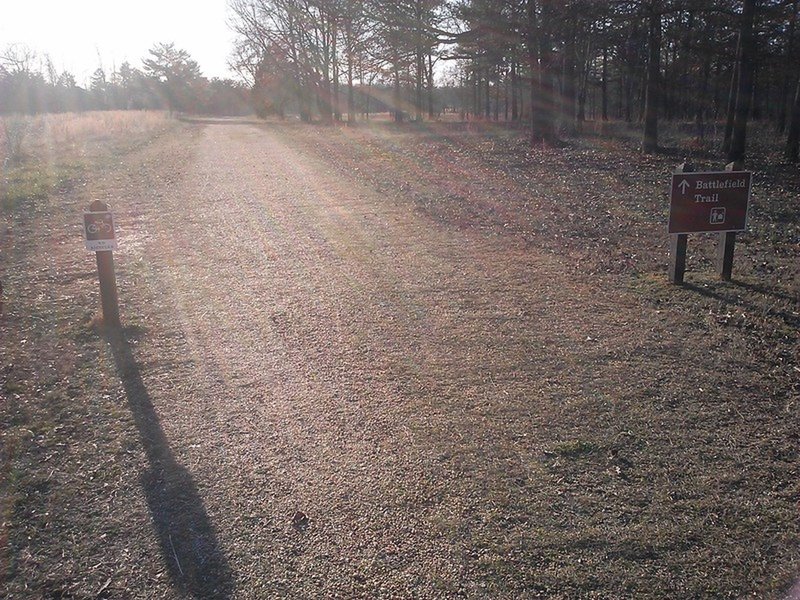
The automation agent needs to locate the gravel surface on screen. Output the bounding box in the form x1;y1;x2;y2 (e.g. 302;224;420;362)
2;119;798;599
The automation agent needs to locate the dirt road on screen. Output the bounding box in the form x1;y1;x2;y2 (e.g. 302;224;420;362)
3;120;798;598
129;122;648;597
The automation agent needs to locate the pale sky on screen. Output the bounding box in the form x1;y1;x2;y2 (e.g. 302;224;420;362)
1;1;237;85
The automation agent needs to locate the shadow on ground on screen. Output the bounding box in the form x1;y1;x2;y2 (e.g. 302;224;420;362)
107;327;233;599
682;281;800;330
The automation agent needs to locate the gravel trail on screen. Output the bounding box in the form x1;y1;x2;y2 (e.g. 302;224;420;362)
122;122;624;597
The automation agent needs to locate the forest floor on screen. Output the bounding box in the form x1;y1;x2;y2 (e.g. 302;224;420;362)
1;114;798;599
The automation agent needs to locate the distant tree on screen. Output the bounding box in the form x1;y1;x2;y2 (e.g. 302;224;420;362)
142;43;203;114
0;44;36;76
41;54;64;111
110;62;132;109
43;55;59;87
56;70;87;112
90;67;108;109
57;71;77;89
204;78;253;115
0;45;45;113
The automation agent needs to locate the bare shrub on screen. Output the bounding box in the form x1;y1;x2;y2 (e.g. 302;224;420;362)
1;116;29;166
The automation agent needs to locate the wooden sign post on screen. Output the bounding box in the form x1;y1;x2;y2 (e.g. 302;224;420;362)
668;162;751;284
716;161;744;281
84;200;120;328
668;163;692;284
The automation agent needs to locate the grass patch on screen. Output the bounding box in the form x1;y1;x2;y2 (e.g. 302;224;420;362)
1;161;83;214
3;380;24;395
550;439;598;458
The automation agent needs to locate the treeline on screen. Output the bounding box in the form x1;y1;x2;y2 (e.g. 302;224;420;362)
230;0;800;161
230;0;446;123
0;43;251;117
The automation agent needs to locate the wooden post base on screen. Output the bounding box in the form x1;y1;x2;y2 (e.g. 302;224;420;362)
669;234;688;284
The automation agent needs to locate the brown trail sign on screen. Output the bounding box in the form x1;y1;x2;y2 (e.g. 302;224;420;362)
667;162;752;284
668;171;751;234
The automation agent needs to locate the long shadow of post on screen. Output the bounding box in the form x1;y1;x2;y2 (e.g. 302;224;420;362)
107;328;233;598
682;282;800;330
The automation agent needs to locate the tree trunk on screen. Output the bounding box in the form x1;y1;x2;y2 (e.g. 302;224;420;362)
415;0;424;122
511;60;519;121
696;52;712;140
624;74;633;122
695;20;713;140
319;15;333;122
642;6;661;153
562;28;576;131
712;59;722;120
416;51;424;122
577;34;592;127
528;0;540;142
539;1;557;141
623;19;640;123
722;46;739;154
495;69;501;121
680;10;695;120
577;77;588;124
504;72;509;121
728;0;758;163
346;21;355;123
750;63;760;121
778;0;798;133
529;0;557;144
485;70;491;120
393;59;402;123
601;39;609;121
331;19;340;122
473;69;480;117
427;53;435;119
786;76;800;161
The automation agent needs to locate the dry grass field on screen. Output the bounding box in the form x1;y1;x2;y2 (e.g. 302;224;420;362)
1;111;170;162
1;112;798;599
1;111;172;214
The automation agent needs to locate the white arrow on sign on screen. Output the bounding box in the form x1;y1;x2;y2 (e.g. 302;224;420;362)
678;179;690;195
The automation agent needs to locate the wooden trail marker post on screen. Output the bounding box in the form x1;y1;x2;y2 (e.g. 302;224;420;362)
716;162;744;281
84;200;120;328
668;161;751;284
668;163;692;284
